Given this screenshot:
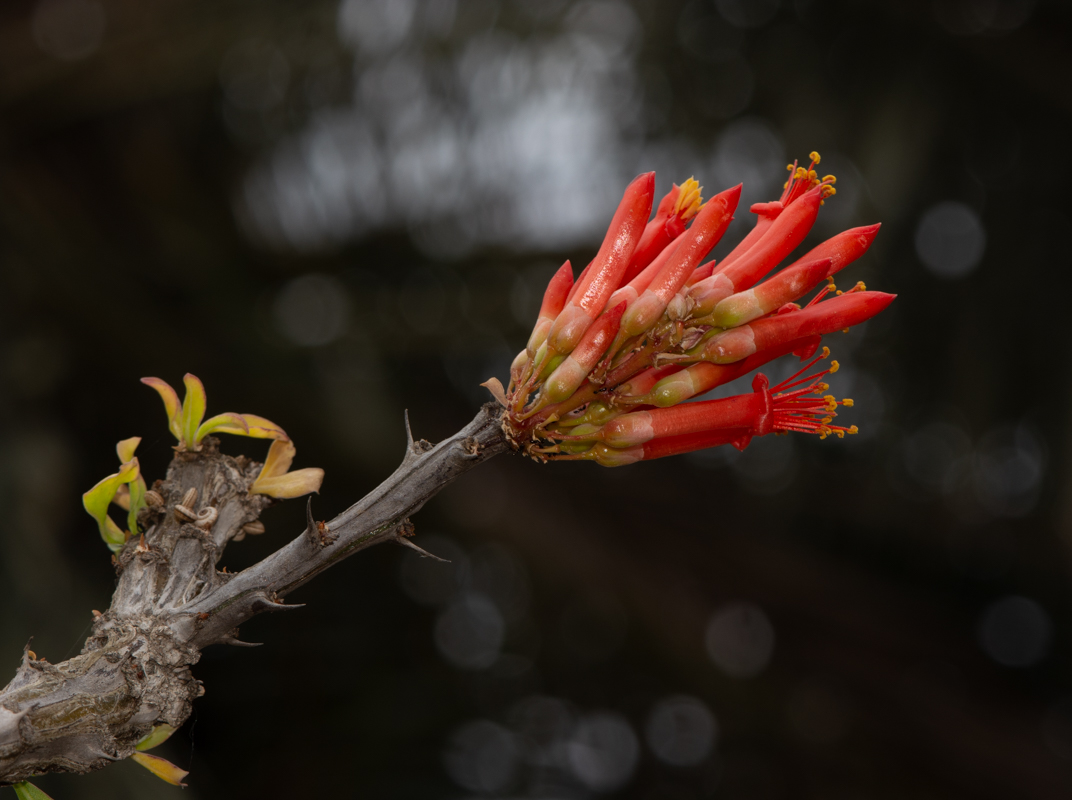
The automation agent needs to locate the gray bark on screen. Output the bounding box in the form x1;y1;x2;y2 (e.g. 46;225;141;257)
0;404;509;784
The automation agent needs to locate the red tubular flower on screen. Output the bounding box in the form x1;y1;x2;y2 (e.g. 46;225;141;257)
526;260;574;356
496;152;894;466
622;178;705;284
544;173;655;359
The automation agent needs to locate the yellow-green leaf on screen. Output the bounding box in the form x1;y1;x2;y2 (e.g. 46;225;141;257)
250;467;325;499
236;413;288;441
113;484;131;511
83;461;139;525
13;781;56;800
194;412;249;445
141;378;183;441
127;475;147;535
136;723;178;751
130;751;189;786
257;439;295;481
116;436;141;463
180;374;207;450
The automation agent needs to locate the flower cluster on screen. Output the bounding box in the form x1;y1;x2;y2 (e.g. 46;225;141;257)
492;153;895;465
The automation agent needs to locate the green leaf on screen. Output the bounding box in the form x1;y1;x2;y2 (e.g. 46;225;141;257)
130;751;189;786
141;378;183;442
116;436;141;463
13;781;56;800
180;374;207;450
136;723;178;751
194;412;248;446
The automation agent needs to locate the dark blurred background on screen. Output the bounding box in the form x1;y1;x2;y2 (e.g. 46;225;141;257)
1;0;1070;797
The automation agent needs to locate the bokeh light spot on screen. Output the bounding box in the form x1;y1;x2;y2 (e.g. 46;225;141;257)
273;274;351;347
914;201;986;278
645;695;718;767
978;595;1052;668
705;602;775;678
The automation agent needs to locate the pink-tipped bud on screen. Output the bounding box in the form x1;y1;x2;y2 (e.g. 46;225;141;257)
718;187;823;293
700;291;895;363
644;184;740;306
571;172;655;317
602;373;771;448
710;257;832;329
715;200;784;271
527;261;574;355
686;261;716;287
646;336;821;407
543;302;626;404
623;178;705;284
687;272;736;318
793;223;881;279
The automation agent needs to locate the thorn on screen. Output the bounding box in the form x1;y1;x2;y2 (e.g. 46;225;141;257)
404;409;415;449
305;496;317;544
218;637;262;648
395;521;450;562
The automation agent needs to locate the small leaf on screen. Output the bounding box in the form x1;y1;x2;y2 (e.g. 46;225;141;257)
250;467;325;499
194;412;249;445
130;751;189;787
83;460;139;551
257;439;296;481
136;723;178;751
13;781;56;800
180;374;207;450
113;484;131;511
127;475;147;535
116;436;141;463
236;413;289;441
141;378;183;441
481;377;508;407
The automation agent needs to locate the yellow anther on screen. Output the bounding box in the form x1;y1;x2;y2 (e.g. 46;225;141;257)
808;169;818;180
783;181;789;189
829;360;840;373
822;416;833;424
795;167;808;180
822;175;837;184
856;281;867;291
842;328;849;333
674;177;704;220
822;185;837;197
815;382;829;392
842;398;854;407
821;346;830;358
835;429;845;438
836;290;843;296
823;394;835;403
809;151;821;164
848;425;859;434
787;164;795;171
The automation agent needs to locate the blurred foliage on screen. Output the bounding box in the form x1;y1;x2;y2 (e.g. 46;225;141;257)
1;0;1071;798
